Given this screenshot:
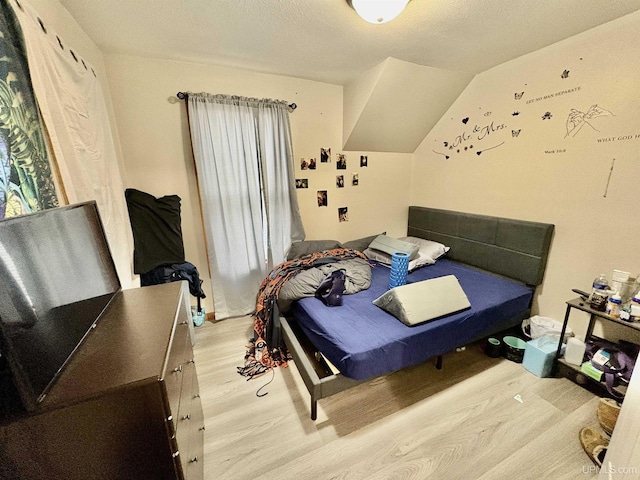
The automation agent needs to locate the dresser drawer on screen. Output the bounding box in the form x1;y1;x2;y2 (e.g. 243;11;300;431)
174;346;204;479
163;319;190;429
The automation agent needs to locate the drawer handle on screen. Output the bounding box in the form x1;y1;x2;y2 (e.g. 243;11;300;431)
199;425;206;431
193;393;200;399
188;358;195;364
182;414;191;421
172;451;180;458
189;456;198;463
181;320;188;325
174;365;183;373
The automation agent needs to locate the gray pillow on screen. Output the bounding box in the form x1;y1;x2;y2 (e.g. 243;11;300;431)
367;234;420;260
341;232;384;253
286;239;342;260
373;275;470;326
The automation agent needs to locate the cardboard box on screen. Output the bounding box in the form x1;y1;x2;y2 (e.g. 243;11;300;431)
523;337;562;377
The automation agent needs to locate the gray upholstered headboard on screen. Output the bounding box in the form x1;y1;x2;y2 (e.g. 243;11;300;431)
407;206;554;286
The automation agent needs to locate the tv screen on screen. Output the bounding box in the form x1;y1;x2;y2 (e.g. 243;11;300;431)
0;201;121;410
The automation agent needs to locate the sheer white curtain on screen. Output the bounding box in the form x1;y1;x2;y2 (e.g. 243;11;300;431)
187;94;304;320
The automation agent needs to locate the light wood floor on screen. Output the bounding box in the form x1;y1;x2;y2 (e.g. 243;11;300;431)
193;316;601;480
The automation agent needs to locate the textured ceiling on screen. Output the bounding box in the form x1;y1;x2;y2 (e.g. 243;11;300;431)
59;0;640;86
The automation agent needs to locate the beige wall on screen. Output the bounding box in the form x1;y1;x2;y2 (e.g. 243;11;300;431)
103;54;412;313
412;11;640;339
23;1;639;331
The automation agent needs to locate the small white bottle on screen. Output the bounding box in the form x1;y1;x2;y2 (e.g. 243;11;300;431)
606;294;622;318
565;337;586;366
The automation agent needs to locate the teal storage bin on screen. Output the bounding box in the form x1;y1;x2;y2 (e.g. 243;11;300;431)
523;337;563;377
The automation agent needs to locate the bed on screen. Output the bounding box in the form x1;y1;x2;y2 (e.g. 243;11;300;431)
281;206;554;420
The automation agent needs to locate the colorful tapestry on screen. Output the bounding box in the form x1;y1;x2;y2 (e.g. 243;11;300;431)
0;0;58;219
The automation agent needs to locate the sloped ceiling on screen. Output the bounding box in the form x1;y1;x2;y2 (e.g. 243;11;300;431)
343;58;473;152
57;0;640;153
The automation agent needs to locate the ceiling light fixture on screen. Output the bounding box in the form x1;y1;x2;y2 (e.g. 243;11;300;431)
347;0;410;24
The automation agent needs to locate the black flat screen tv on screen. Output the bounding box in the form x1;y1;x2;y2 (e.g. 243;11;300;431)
0;201;121;411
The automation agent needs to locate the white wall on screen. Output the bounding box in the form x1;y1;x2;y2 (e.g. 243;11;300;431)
103;54;412;314
412;11;640;339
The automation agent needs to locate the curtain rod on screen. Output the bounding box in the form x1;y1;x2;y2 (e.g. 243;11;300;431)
176;92;297;111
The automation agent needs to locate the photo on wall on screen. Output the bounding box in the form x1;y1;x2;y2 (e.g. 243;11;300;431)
295;178;308;189
338;207;348;222
308;158;317;170
321;147;331;163
301;158;308;170
360;155;368;167
336;175;344;188
336;154;346;170
352;173;359;186
317;190;328;207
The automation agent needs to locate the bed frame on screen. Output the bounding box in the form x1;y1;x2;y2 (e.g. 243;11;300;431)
281;206;554;420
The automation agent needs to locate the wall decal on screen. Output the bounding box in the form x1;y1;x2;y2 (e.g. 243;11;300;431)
317;190;327;207
514;92;525;100
561;69;570;79
476;142;505;156
475;121;507;140
434;119;507;159
462;117;469;124
338;207;348;222
336;154;346;169
542;112;553;120
512;111;520;116
336;175;344;188
512;129;521;137
484;111;492;117
525;86;581;104
321;148;331;162
432;150;450;160
295;179;308;188
603;158;615;198
565;104;614;137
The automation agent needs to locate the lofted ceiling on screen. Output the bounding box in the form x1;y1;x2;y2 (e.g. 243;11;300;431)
58;0;640;152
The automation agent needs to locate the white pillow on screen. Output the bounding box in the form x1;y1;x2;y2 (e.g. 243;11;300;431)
400;237;450;261
363;248;434;272
373;275;470;326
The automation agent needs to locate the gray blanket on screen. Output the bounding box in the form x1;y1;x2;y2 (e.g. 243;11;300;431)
277;257;371;312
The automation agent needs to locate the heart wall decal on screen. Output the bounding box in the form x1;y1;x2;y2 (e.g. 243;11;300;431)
462;117;469;124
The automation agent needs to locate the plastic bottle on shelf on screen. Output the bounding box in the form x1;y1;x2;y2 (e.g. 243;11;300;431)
630;293;640;322
589;274;609;312
606;294;622;318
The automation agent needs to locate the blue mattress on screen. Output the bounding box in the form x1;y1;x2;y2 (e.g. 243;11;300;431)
291;259;534;380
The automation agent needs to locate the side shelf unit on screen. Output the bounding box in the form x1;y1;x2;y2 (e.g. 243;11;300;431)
553;297;640;399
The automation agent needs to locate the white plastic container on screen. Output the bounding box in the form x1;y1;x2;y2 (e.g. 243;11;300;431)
565;337;586;366
606;294;622;318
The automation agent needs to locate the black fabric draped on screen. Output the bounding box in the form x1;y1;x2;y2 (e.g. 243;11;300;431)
125;188;185;274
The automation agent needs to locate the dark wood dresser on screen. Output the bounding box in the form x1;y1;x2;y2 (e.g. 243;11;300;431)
0;282;204;480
